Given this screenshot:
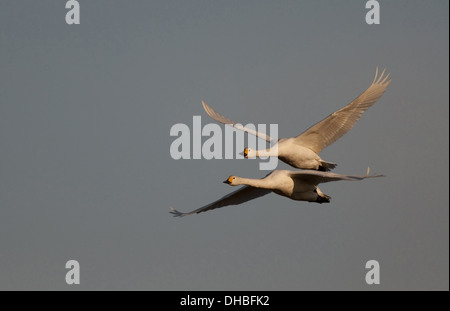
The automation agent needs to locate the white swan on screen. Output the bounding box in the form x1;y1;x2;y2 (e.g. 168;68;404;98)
202;68;391;171
169;168;383;217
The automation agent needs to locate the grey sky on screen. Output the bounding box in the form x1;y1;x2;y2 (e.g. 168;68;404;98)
0;1;448;290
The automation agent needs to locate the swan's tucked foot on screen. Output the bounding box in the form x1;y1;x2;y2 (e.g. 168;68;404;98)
319;161;337;172
314;188;331;204
316;195;331;204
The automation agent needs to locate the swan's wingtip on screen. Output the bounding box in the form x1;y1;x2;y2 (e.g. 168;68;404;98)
364;167;385;178
374;174;386;178
373;67;392;85
169;206;185;217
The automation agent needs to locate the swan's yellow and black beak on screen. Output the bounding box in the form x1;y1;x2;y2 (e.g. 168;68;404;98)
223;176;233;184
243;148;249;158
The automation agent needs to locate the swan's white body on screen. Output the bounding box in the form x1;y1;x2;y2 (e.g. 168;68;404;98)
270;139;325;170
170;169;383;217
202;68;391;171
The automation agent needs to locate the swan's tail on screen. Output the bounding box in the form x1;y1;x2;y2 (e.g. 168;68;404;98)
319;161;337;171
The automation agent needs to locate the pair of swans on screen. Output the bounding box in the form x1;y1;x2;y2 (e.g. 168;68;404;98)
170;69;390;217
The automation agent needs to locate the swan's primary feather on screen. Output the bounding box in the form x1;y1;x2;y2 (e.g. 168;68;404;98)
202;101;273;142
170;186;272;217
295;68;391;154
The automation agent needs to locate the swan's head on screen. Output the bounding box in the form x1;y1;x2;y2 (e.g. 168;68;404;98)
223;175;238;186
243;148;255;158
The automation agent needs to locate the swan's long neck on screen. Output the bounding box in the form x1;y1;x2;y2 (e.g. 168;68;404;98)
255;147;279;157
235;177;271;189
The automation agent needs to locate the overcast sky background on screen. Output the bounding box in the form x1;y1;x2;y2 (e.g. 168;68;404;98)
0;1;448;290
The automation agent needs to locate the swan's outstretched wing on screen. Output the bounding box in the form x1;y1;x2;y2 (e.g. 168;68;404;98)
202;101;273;142
170;186;272;217
296;68;392;154
289;169;384;185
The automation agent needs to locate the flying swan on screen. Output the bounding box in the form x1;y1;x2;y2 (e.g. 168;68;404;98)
202;68;391;171
169;168;383;217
